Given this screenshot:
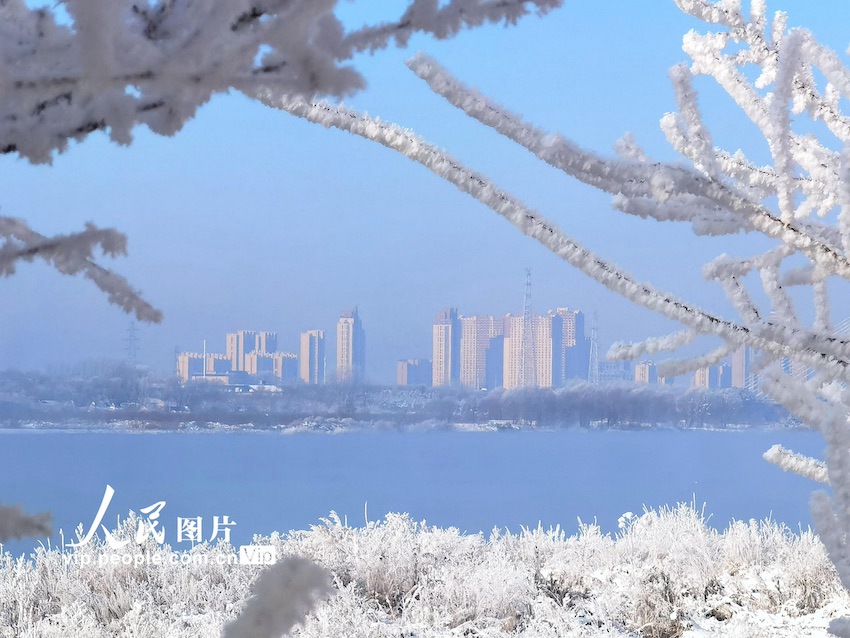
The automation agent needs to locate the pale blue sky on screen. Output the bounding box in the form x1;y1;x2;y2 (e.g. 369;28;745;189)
3;1;850;382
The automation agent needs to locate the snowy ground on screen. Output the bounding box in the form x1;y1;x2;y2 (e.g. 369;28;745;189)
1;503;847;637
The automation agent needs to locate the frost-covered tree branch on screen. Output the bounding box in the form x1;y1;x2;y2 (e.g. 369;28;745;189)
393;15;850;428
0;217;162;322
0;0;559;163
764;444;829;485
255;92;850;381
0;0;559;322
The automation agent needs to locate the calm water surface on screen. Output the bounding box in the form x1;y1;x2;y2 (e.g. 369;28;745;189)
0;428;826;555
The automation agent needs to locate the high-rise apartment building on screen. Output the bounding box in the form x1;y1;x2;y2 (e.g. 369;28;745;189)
337;308;366;383
226;330;279;372
693;366;713;389
718;362;732;388
427;305;589;390
300;330;326;385
556;308;588;381
694;364;732;389
256;331;277;357
502;314;524;389
177;353;204;381
244;351;297;381
226;330;256;372
485;335;504;389
225;330;281;373
731;345;756;390
501;313;563;389
534;312;564;388
460;315;503;389
177;352;233;383
432;308;461;387
557;308;583;347
634;361;658;384
206;354;232;375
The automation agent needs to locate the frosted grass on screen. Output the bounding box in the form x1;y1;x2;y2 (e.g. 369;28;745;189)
0;503;845;637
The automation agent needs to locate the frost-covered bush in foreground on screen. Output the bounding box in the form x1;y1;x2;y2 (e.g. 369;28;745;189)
0;505;846;637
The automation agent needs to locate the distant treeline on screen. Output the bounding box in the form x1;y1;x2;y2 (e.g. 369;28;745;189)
0;364;790;430
471;384;787;428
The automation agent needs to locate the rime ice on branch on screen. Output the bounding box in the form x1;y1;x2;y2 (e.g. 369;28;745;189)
0;0;559;322
0;218;162;322
252;2;850;632
0;0;560;163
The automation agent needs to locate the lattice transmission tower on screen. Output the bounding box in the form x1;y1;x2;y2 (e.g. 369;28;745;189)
588;311;600;385
125;321;140;363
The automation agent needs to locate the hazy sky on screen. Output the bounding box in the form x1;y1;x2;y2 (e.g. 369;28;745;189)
3;1;850;383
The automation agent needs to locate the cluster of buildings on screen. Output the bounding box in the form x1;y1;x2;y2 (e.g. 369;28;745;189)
629;345;755;391
397;307;756;391
176;308;366;385
399;307;591;390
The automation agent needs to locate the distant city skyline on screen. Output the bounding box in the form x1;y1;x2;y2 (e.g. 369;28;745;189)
172;301;589;385
171;304;756;391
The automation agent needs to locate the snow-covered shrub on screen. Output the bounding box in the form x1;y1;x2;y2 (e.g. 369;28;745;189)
271;511;533;628
608;504;719;637
719;518;841;616
428;527;533;630
0;505;846;637
515;520;614;615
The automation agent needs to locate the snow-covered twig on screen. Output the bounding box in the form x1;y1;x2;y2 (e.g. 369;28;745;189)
763;444;829;485
341;0;561;53
0;217;162;323
407;53;850;279
608;330;696;361
0;0;561;163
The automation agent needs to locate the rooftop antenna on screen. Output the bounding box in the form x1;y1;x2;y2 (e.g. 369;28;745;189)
519;268;537;388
